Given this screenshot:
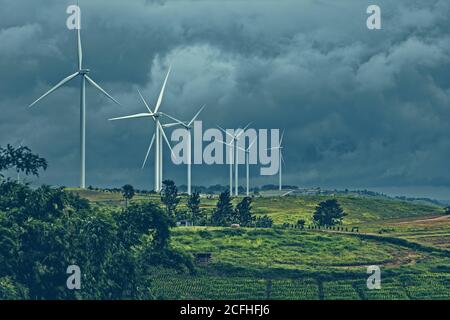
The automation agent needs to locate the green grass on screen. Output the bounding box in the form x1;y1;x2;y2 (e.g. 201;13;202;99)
171;227;416;272
70;189;450;300
251;195;443;225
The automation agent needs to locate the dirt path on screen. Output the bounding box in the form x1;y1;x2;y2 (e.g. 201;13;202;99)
331;250;420;269
392;214;450;225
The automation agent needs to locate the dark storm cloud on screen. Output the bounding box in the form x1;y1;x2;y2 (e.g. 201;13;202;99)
1;0;450;198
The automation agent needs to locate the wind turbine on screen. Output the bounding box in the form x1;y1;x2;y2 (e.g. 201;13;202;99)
29;12;120;189
109;68;175;192
216;138;234;196
162;104;206;195
266;130;285;191
217;123;252;196
237;139;256;196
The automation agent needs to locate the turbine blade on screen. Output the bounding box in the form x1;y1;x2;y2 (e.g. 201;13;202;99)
77;26;82;70
162;122;181;128
247;138;256;151
158;122;175;158
137;88;153;114
109;113;153;121
188;104;206;127
236;122;253;139
161;112;186;127
217;125;235;140
281;152;285;165
142;133;155;168
85;75;120;105
280;129;285;145
29;72;79;108
216;139;232;146
154;66;171;113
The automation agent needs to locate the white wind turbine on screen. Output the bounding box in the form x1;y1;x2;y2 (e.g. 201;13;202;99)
29;14;120;189
216;138;234;196
266;130;285;191
109;68;175;192
237;139;256;196
217;123;252;196
162;105;207;195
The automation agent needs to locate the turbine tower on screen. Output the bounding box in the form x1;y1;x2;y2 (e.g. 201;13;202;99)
109;68;175;192
218;123;251;196
163;105;206;195
216;138;234;196
266;130;285;191
238;139;256;196
29;13;120;189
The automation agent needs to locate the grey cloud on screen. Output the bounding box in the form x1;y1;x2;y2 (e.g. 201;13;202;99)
1;0;450;198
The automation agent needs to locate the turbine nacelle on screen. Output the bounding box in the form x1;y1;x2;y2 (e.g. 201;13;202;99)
79;69;90;75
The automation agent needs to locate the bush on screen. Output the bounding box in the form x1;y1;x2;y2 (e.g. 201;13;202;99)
254;215;273;228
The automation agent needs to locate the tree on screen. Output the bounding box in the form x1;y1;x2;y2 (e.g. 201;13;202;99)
187;191;201;225
160;180;180;217
121;184;135;207
313;199;346;226
0;144;47;179
235;197;253;226
211;190;234;226
445;206;450;215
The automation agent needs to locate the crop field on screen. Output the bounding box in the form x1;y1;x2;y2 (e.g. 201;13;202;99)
71;189;450;300
146;272;449;300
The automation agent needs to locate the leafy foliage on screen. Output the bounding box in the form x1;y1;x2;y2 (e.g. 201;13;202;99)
0;144;47;178
0;181;191;299
297;219;306;228
161;180;180;217
254;215;273;228
235;197;253;226
313;199;346;226
187;191;201;225
211;190;234;226
121;184;135;207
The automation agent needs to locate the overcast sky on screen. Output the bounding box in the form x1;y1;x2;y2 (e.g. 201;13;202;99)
1;0;449;198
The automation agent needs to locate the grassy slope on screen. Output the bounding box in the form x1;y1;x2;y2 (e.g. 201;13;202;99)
70;189;450;299
170;227;413;272
252;195;443;225
69;188;444;225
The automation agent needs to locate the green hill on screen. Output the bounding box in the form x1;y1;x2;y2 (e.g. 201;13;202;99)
66;188;449;300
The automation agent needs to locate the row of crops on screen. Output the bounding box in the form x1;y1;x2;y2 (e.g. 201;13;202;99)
148;270;449;300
